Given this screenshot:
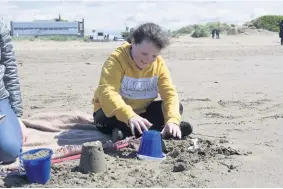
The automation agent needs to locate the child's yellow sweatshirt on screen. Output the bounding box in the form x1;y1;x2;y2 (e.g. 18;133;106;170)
92;42;181;126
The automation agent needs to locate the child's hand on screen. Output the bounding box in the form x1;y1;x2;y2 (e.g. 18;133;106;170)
129;115;152;136
18;118;28;143
161;123;181;139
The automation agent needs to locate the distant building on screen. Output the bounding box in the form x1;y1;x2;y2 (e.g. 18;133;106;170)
10;19;84;37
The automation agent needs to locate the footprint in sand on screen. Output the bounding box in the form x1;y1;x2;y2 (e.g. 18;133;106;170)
217;99;271;110
204;112;238;119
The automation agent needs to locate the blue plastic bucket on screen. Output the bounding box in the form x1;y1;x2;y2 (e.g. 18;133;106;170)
20;148;53;184
137;130;166;160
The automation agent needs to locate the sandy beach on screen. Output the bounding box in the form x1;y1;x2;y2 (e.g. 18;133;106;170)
1;32;283;187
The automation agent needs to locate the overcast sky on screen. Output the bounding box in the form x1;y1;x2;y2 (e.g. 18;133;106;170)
1;1;283;35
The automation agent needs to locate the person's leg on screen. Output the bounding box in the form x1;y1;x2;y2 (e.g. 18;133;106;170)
93;108;161;140
93;100;193;140
0;98;22;164
94;109;133;139
143;100;192;137
281;37;283;45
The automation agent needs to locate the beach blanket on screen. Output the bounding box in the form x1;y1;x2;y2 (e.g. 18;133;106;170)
0;111;112;173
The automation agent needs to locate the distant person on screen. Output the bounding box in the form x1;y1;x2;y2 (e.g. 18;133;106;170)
212;29;215;38
279;20;283;45
92;23;193;142
212;29;220;39
0;19;26;164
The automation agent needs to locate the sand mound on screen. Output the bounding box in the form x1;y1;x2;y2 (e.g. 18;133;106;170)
3;137;249;188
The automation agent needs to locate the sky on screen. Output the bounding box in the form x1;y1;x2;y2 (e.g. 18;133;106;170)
1;0;283;36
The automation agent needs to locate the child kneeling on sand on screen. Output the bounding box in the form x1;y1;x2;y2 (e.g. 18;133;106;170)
92;23;193;142
0;19;27;164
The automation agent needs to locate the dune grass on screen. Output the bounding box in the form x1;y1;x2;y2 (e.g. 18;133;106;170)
171;22;243;38
244;15;283;32
171;15;283;38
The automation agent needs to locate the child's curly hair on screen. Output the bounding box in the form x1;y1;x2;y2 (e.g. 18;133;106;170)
127;23;170;50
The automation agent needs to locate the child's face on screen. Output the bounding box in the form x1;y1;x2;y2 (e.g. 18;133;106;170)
131;40;161;70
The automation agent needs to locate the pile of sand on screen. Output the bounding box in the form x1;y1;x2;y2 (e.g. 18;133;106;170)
2;136;249;188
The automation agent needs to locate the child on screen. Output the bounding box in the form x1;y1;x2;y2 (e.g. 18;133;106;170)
92;23;193;142
0;19;26;164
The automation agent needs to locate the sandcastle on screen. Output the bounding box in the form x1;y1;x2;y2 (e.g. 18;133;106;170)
79;141;106;174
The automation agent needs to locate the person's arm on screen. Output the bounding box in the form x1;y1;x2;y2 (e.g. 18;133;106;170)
97;55;137;124
158;58;181;126
0;20;23;117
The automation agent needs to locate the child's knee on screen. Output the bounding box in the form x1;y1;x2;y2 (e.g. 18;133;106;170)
0;118;22;163
0;138;22;164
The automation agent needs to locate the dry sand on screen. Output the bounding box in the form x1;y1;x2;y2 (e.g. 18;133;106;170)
1;32;283;187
